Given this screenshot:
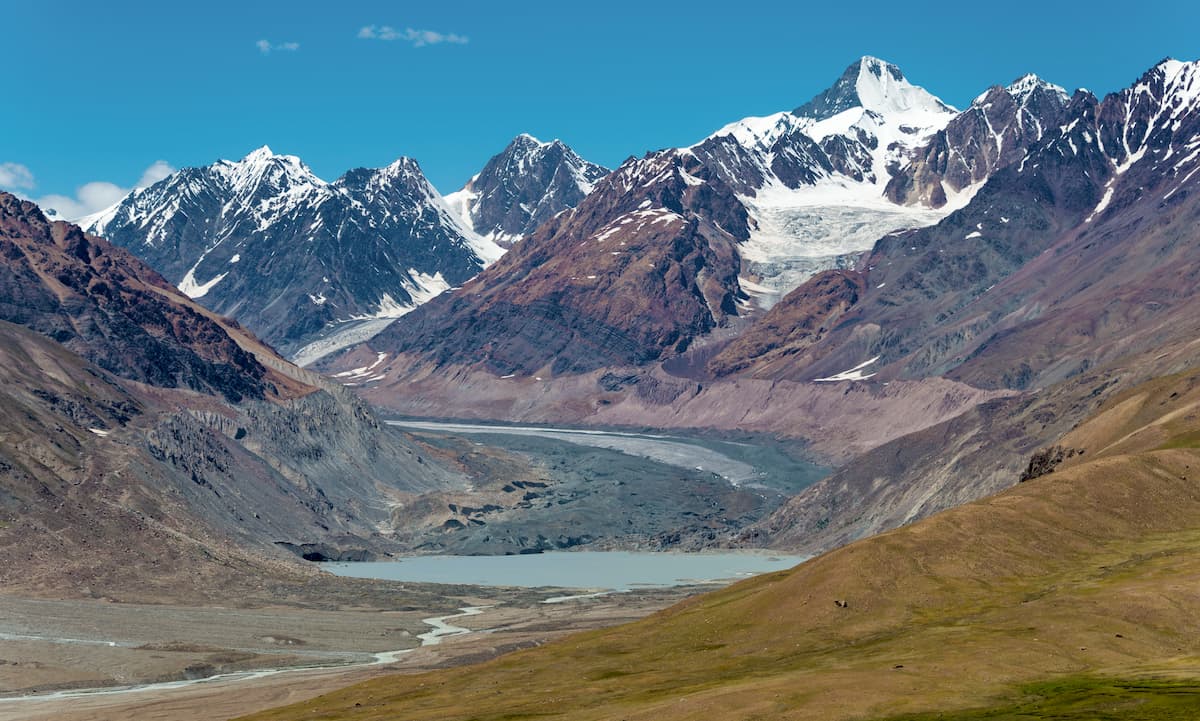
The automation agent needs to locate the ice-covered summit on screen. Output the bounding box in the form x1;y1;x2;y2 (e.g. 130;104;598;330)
794;56;956;120
212;145;324;195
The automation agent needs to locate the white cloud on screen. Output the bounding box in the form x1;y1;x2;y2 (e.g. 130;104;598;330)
0;162;35;191
137;160;175;188
4;160;178;222
357;25;468;47
36;183;127;221
257;39;300;54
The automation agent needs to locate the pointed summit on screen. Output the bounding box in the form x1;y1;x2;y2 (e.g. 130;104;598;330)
1005;73;1068;101
243;144;275;160
445;135;609;245
215;145;323;195
793;56;954;120
512;132;552;149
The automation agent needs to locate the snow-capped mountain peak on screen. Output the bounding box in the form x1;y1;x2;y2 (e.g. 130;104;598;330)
1148;58;1200;116
244;144;276;160
213;145;325;194
513;132;553;148
794;56;955;121
681;58;962;305
444;134;609;245
1005;73;1068;100
81;147;505;363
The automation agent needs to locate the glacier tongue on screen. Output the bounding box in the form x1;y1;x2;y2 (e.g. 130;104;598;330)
738;181;950;306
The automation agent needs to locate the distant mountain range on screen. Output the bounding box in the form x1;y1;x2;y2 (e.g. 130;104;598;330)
79;58;1076;368
80;136;603;365
75;58;1072;370
64;53;1200;560
336;56;1080;381
80;147;502;364
322;55;1200;556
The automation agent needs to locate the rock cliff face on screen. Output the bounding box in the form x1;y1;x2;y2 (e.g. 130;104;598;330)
444;134;609;245
886;74;1071;207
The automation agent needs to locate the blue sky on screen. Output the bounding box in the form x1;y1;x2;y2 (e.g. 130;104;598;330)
1;0;1197;218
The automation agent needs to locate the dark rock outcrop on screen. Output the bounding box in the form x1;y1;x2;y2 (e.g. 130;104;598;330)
887;74;1071;207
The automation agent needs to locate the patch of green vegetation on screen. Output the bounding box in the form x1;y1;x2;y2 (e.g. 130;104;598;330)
587;668;633;680
1156;430;1200;450
879;677;1200;720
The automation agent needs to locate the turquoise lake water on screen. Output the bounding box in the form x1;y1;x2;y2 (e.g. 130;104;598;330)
322;551;806;590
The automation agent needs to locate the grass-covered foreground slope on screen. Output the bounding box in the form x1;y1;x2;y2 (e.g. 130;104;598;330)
240;369;1200;721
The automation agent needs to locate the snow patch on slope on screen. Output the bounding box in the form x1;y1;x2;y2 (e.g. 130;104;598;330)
177;257;228;299
813;356;880;382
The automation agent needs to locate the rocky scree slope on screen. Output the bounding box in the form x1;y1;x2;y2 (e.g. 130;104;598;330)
0;193;466;599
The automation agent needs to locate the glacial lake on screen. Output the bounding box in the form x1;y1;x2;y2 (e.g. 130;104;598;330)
322;551;806;590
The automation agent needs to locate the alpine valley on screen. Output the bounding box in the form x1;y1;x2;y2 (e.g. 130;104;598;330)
6;45;1200;721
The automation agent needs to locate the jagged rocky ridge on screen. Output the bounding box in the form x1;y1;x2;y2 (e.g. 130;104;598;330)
886;74;1072;207
83;147;504;364
444;134;610;246
341;56;1063;381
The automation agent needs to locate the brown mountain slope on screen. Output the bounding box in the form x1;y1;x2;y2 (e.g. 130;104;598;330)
367;150;750;376
0;194;465;600
240;366;1200;721
0;193;297;402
